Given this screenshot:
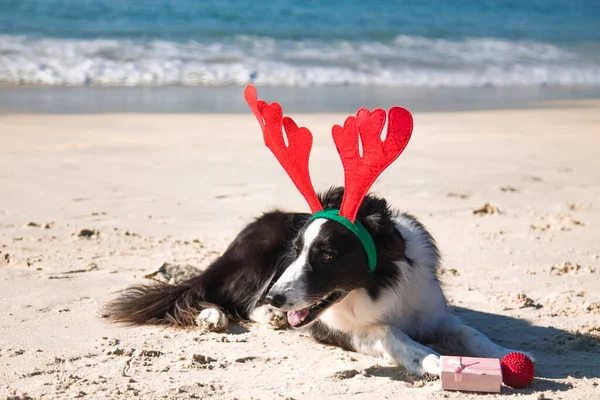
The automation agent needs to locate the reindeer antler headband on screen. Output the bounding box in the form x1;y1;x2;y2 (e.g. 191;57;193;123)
245;85;413;273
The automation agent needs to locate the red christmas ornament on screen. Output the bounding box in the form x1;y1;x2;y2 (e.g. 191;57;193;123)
500;352;535;388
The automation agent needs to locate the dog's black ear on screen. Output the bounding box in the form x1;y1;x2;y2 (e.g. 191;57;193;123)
355;193;392;233
363;211;386;232
356;193;406;258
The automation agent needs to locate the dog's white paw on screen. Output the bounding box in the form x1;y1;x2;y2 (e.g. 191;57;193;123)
421;354;442;377
249;305;287;329
195;308;228;332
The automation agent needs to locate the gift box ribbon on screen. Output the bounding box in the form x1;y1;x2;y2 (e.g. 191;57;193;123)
448;357;499;382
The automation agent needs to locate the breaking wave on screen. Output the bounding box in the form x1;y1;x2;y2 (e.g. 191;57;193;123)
1;35;599;87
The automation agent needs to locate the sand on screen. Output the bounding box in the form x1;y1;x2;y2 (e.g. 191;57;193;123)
1;101;599;399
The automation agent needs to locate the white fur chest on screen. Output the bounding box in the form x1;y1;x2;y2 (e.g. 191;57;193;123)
319;288;386;335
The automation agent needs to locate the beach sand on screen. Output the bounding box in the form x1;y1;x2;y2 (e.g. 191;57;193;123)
1;101;599;399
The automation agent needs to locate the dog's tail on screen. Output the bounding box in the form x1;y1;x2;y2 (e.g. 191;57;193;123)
104;279;214;326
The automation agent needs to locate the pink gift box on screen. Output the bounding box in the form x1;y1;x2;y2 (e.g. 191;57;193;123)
440;356;502;393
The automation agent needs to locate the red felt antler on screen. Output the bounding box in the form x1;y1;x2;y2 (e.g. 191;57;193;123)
244;85;323;213
332;107;413;222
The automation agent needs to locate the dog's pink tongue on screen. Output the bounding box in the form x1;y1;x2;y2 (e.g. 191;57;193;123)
287;307;310;326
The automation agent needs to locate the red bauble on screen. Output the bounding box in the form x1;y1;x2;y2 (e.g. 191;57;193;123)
500;352;535;388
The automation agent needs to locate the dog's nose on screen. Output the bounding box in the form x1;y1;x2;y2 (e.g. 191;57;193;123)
266;292;286;308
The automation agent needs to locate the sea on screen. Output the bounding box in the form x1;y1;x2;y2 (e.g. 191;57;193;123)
0;0;600;114
1;0;599;112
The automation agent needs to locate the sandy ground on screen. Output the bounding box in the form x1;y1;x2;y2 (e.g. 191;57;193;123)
1;101;599;399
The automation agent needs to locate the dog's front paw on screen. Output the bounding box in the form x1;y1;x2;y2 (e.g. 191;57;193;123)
421;354;441;377
250;305;288;329
195;308;228;332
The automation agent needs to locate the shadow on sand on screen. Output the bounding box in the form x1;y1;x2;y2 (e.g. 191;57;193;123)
364;307;598;394
453;306;599;380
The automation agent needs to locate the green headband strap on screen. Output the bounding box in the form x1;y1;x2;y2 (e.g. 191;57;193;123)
311;209;377;273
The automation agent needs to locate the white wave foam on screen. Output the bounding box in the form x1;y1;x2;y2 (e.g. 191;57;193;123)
1;35;599;87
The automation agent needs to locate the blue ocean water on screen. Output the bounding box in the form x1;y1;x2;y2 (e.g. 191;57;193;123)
1;0;599;87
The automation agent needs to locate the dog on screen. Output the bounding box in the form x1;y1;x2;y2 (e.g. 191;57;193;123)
105;186;531;377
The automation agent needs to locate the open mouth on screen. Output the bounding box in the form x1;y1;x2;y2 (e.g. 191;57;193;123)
286;291;345;328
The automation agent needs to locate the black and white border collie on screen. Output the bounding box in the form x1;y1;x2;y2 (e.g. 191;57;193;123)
106;186;531;377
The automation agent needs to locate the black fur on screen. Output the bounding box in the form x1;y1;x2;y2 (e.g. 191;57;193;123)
308;321;353;351
104;187;404;329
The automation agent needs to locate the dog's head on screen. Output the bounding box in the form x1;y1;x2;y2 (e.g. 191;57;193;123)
266;187;405;328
